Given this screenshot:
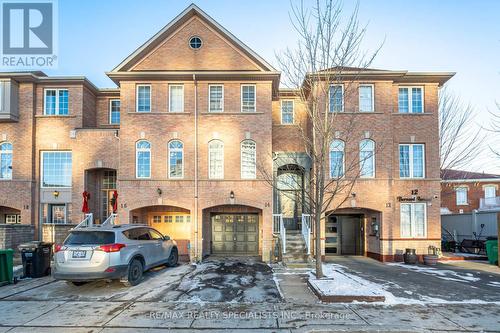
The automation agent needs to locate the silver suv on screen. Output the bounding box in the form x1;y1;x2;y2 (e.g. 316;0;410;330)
53;224;178;286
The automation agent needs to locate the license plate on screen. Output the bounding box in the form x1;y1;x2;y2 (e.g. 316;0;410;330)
72;250;86;259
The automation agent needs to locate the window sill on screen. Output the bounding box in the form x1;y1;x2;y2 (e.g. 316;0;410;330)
399;178;427;180
456;203;469;206
201;112;265;115
128;112;191;115
392;113;432;115
35;115;76;118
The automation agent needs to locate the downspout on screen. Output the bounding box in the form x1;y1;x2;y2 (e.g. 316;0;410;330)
193;74;199;262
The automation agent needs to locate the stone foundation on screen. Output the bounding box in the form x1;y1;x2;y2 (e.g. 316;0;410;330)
0;224;35;254
42;224;77;244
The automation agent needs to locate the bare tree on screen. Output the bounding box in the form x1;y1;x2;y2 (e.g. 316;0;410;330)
487;102;500;158
439;88;484;178
261;0;381;278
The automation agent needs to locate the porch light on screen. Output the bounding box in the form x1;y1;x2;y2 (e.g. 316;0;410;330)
157;188;162;196
230;191;235;199
53;191;60;198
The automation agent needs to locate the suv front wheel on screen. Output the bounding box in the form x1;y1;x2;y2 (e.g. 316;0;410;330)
122;258;143;287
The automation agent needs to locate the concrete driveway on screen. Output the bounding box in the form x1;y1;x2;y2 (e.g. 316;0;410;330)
325;256;500;303
0;257;280;303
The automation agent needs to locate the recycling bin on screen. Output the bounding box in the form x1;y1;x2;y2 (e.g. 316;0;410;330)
485;238;498;265
0;249;14;285
18;241;52;278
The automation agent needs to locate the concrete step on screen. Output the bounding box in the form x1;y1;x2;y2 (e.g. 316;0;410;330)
285;262;315;269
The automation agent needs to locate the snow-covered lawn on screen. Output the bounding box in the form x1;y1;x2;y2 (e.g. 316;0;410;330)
387;262;481;282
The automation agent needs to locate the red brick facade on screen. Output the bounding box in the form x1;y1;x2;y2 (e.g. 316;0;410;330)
0;5;454;261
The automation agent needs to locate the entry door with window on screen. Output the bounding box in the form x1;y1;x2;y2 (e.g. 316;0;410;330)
51;205;66;224
211;214;258;255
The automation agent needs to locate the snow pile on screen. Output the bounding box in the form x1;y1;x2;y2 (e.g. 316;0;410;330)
386;263;480;282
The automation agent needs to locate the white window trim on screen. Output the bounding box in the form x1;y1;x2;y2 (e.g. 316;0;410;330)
136;84;151;113
168;84;184;113
329;84;344;112
400;202;427;238
240;140;257;180
43;88;69;115
208;140;224;180
359;84;374;112
135;141;151;179
359;139;375;178
40;151;72;188
168;140;184;179
109;99;120;124
329;140;345;179
208;84;224;113
399;86;425;113
280;100;294;125
241;84;256;113
455;187;468;205
484;185;496;198
399;144;425;179
0;142;12;180
5;214;20;224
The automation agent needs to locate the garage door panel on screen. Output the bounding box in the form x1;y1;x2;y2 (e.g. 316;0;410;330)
212;213;258;255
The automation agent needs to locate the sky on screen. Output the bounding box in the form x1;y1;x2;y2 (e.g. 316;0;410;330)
39;0;500;173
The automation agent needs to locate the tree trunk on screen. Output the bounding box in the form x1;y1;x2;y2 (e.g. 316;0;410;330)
314;208;323;278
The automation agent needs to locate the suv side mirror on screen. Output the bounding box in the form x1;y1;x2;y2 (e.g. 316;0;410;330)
163;235;170;241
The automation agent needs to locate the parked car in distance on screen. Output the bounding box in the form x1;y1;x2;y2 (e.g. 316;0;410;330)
53;224;178;286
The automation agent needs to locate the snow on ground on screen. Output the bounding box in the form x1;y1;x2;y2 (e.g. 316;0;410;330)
386;263;481;283
307;263;499;305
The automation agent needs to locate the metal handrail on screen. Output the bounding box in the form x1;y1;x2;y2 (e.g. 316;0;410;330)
75;213;93;229
302;214;311;255
102;213;118;226
272;213;286;254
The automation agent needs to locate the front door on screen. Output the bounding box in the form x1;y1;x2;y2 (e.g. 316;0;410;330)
211;213;258;255
340;215;363;255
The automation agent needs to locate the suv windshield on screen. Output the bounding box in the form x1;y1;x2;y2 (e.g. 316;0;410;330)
65;231;115;245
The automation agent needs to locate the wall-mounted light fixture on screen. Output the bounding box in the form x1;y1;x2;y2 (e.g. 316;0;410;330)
157;188;162;196
351;192;356;198
53;191;60;198
230;191;235;199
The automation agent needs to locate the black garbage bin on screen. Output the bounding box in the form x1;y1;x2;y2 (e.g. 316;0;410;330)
18;242;52;278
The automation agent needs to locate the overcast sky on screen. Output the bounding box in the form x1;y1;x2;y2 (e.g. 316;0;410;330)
41;0;500;173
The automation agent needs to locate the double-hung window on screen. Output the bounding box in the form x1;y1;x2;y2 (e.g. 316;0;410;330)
136;85;151;112
44;89;69;115
241;85;256;112
359;139;375;178
281;100;294;124
209;85;223;112
359;84;374;112
398;87;423;113
169;85;184;112
400;203;426;238
329;139;345;178
109;99;120;124
399;144;425;178
329;84;344;112
0;142;13;180
41;151;72;187
484;185;497;205
168;140;183;179
456;187;468;205
241;140;256;179
136;140;151;178
208;140;224;179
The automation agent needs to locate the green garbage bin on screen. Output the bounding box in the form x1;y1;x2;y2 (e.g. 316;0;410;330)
0;249;14;285
485;238;498;265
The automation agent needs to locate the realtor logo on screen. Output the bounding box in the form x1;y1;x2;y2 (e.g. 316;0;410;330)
1;0;58;68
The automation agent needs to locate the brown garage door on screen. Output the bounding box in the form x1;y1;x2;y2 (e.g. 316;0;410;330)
211;214;258;255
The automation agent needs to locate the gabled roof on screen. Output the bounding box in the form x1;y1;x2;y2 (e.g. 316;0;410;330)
110;3;276;73
441;169;500;181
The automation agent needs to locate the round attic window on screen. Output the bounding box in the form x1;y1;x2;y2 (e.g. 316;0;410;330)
189;36;202;49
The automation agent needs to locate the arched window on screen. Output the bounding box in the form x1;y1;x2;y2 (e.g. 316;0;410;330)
0;142;12;180
329;140;344;178
208;140;224;179
359;139;375;178
168;140;183;179
241;140;256;179
136;140;151;178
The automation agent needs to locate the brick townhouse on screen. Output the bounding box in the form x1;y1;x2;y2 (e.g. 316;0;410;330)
441;169;500;214
0;4;454;262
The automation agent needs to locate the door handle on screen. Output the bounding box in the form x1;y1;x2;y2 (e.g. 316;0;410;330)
138;245;143;249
